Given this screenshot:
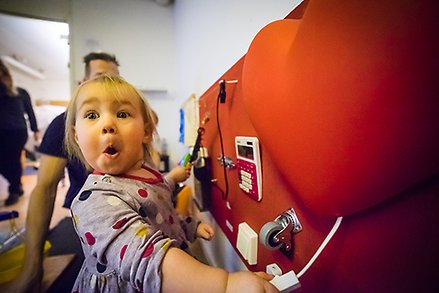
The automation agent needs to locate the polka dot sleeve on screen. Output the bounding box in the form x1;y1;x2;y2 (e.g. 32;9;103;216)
180;215;201;243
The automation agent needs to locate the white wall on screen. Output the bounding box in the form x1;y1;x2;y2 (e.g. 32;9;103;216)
173;0;300;98
69;0;174;90
69;0;183;165
12;71;70;103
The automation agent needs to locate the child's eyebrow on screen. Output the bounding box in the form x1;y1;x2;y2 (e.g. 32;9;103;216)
77;96;100;111
77;96;137;111
114;99;137;107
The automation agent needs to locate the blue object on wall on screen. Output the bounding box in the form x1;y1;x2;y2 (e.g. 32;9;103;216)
179;108;185;143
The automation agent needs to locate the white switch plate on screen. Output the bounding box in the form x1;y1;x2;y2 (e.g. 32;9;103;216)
236;222;258;265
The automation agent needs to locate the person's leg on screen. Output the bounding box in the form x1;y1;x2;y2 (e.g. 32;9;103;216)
3;129;27;205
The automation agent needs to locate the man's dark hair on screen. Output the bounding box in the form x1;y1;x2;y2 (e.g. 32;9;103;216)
83;52;119;78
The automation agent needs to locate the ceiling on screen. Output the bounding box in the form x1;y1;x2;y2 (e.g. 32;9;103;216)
0;12;70;80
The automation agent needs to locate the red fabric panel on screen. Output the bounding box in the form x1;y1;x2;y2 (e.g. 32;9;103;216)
242;1;439;216
197;2;439;291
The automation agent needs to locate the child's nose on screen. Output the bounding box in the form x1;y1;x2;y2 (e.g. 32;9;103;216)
102;125;116;134
101;116;117;134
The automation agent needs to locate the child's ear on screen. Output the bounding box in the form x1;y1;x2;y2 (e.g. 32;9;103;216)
142;124;152;144
142;135;150;145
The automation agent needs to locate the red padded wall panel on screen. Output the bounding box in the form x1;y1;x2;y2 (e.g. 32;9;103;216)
300;176;439;293
242;1;439;216
197;0;439;292
198;58;337;275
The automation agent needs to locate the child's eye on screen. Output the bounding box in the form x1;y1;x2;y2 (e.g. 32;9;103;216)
117;111;130;119
85;112;99;120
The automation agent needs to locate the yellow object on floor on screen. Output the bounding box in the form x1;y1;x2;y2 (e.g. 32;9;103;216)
0;240;51;284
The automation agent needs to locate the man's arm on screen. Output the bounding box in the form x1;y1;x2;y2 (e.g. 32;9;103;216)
6;154;67;293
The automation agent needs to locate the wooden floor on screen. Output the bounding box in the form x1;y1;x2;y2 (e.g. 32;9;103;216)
0;168;70;239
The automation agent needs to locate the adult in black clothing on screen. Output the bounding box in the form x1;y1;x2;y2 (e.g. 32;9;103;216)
0;59;39;206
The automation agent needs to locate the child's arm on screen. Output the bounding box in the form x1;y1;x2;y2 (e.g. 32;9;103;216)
179;218;215;242
161;247;279;293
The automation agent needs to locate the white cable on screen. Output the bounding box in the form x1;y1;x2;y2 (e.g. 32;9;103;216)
297;216;343;279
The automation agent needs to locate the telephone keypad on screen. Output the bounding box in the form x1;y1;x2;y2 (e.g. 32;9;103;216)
237;159;259;201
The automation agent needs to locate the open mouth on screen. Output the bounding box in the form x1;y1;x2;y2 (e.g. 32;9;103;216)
104;146;118;155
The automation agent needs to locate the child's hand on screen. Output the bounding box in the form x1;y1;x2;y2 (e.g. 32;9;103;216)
168;164;192;183
254;271;276;281
196;222;215;240
227;271;279;293
254;272;279;293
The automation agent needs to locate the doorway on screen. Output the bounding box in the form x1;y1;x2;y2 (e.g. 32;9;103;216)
0;12;70;206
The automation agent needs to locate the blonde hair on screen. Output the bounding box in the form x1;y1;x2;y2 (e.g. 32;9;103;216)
65;74;157;171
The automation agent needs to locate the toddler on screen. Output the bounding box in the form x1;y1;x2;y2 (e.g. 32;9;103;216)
65;74;278;292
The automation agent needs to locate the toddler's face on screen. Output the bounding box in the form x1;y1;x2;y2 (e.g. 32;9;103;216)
74;82;150;174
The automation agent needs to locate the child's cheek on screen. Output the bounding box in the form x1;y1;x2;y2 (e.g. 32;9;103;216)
77;129;95;161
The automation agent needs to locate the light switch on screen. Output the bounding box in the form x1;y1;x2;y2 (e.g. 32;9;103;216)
236;222;258;265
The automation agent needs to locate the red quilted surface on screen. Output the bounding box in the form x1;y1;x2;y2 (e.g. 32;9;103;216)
197;1;439;291
242;1;439;216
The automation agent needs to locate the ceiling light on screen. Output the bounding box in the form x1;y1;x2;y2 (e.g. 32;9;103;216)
1;55;45;80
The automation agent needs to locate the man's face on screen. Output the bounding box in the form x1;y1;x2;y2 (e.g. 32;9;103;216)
86;59;119;81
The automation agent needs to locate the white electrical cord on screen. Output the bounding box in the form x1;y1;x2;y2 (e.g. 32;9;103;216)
297;216;343;278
